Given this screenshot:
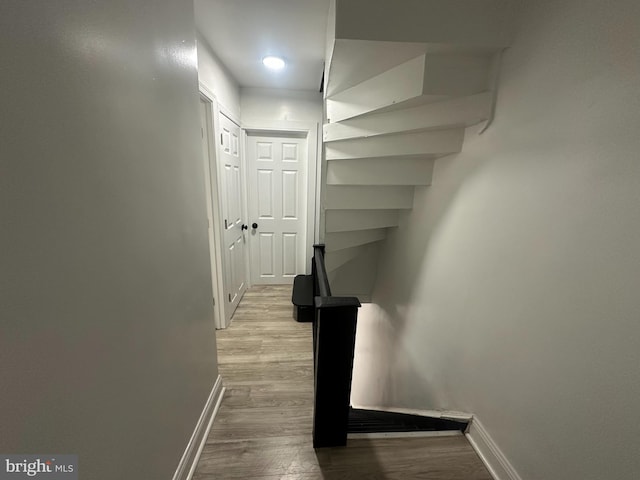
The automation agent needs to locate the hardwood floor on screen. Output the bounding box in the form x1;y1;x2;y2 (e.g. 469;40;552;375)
193;285;492;479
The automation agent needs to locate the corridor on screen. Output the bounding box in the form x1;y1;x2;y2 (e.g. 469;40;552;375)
193;285;492;479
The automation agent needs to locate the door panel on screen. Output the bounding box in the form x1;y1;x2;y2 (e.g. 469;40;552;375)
258;170;274;217
247;134;307;284
219;113;247;318
282;233;297;276
259;233;275;278
282;170;298;219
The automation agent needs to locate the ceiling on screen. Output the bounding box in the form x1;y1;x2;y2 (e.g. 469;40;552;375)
194;0;330;91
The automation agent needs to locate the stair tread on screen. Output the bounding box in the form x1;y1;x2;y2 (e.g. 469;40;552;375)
348;408;468;434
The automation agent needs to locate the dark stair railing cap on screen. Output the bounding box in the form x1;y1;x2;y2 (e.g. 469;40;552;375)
315;296;361;309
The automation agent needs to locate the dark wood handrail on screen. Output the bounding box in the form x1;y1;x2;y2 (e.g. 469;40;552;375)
310;244;361;448
312;244;331;297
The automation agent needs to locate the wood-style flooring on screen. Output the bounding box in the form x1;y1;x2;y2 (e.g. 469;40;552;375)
193;285;492;479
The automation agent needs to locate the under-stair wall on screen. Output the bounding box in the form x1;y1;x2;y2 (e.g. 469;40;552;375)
346;1;640;480
321;0;515;300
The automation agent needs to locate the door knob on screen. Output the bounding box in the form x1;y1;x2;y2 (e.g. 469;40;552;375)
252;223;258;229
241;224;248;231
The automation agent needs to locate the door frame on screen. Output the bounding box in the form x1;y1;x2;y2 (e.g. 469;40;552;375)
199;83;247;329
198;94;223;330
242;120;319;277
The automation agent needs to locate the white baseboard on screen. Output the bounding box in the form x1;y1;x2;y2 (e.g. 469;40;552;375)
466;417;522;480
173;375;225;480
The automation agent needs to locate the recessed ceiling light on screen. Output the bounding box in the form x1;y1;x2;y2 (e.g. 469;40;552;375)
262;56;285;71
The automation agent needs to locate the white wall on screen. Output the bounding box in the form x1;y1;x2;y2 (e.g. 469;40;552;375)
352;0;640;479
240;87;322;124
197;32;241;119
0;2;218;479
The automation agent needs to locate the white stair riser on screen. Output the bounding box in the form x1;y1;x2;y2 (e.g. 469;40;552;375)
324;186;414;210
327;158;435;186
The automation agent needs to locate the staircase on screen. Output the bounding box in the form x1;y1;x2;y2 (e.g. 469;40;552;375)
321;0;515;301
295;245;469;447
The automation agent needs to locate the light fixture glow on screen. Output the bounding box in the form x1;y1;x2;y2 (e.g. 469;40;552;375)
262;56;285;70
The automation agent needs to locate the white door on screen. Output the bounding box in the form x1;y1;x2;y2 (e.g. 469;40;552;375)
218;113;247;318
247;133;307;284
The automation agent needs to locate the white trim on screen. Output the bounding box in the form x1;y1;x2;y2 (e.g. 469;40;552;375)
198;82;216;107
242;119;314;133
198;85;227;330
314;122;322;245
466;417;522;480
172;375;225;480
198;94;222;331
198;79;241;127
218;103;241;130
242;119;319;276
348;430;462;440
239;128;251;290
